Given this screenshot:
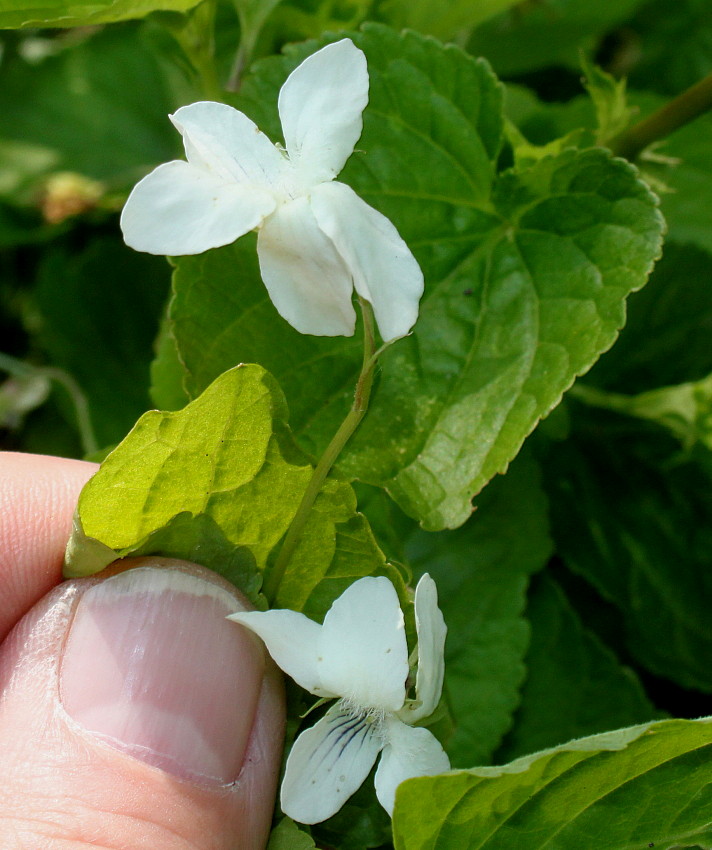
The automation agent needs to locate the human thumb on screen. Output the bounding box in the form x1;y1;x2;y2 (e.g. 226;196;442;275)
0;557;284;850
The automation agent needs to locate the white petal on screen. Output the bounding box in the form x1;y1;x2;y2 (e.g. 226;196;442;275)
309;181;424;341
399;573;447;723
318;576;408;712
374;716;450;815
120;161;276;256
257;196;356;336
228;609;335;698
171;101;285;189
279;39;368;184
281;702;383;824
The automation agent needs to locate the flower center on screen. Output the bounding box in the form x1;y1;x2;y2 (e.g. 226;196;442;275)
339;698;388;740
275;157;312;201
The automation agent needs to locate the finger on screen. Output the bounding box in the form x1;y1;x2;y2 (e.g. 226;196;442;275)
0;558;284;850
0;451;97;641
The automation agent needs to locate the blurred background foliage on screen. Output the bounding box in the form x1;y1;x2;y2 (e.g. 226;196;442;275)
1;0;712;788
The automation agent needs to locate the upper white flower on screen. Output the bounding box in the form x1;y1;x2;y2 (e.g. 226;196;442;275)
120;39;424;342
228;573;449;824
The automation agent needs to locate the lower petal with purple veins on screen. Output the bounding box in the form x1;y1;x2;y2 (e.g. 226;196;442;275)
281;701;383;824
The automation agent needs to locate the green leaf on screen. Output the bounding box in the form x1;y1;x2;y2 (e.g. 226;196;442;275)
497;574;657;762
627;0;712;97
168;24;664;531
267;818;316;850
35;237;170;448
641;104;712;255
466;0;649;76
149;311;191;411
64;363;307;589
586;243;712;393
377;0;520;43
0;26;178;181
545;410;712;693
507;85;712;256
0;0;202;28
601;91;712;255
124;512;265;604
405;450;552;766
64;364;403;618
392;716;712;850
0;139;59;202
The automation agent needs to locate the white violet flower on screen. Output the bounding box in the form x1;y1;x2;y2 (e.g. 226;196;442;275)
120;38;424;342
228;574;449;824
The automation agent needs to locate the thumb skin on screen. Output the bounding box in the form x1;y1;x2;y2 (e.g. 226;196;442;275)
0;557;285;850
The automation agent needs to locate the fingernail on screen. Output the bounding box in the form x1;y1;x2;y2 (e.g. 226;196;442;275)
59;566;264;785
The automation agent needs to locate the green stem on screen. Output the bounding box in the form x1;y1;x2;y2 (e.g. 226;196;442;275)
226;35;252;93
263;299;378;603
225;0;261;93
568;383;635;411
225;0;285;92
611;72;712;161
0;352;98;456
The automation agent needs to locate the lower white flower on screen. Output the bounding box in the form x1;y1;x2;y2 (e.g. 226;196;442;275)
228;574;449;824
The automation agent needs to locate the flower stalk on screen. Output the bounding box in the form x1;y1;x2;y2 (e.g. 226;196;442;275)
264;297;378;603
